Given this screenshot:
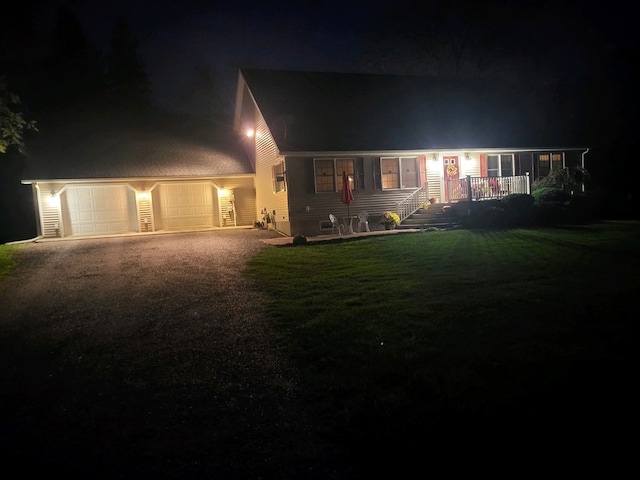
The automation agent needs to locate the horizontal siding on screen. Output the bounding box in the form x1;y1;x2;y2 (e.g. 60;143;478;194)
462;154;480;177
36;182;64;237
253;110;290;234
137;196;153;232
234;185;256;226
286;156;424;236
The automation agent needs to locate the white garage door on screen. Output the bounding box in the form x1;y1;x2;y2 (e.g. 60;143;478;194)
65;185;134;236
159;183;215;230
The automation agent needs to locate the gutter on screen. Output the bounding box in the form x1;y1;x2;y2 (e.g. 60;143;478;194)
581;147;589;192
581;148;589;170
21;173;256;185
278;146;592;157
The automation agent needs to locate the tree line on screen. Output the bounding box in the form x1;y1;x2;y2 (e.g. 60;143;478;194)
1;4;152;155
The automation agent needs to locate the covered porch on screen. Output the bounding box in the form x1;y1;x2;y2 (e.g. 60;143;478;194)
446;174;531;202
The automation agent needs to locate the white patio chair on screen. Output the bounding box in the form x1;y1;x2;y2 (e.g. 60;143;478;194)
357;211;370;232
329;214;343;235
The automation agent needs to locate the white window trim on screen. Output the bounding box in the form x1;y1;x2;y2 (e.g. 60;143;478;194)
380;156;418;189
272;161;286;193
313;158;355;193
486;154;514;177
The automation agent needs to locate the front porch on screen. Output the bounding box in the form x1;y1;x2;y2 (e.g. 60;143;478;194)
446;174;531;202
395;174;530;223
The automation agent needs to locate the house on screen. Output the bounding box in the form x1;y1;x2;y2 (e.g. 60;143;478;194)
234;69;589;236
22;112;256;238
22;69;589;240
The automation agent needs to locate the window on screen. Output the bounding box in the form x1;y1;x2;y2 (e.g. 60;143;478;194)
500;155;513;177
380;157;419;189
381;158;399;188
538;154;550;178
272;161;286;193
536;152;563;179
487;155;499;177
486;154;514;177
314;158;354;192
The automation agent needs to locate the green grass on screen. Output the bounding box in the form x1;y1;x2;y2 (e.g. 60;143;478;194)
0;244;19;281
246;221;640;466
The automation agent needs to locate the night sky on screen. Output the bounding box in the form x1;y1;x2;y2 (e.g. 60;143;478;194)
15;0;388;114
2;0;638;176
8;0;634;118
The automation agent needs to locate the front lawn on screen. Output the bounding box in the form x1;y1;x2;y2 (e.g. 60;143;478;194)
0;243;19;281
246;221;640;472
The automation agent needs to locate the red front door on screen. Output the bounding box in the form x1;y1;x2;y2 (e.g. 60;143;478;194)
443;156;459;202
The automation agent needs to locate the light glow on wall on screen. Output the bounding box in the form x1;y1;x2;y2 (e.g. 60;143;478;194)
47;193;60;208
138;190;151;200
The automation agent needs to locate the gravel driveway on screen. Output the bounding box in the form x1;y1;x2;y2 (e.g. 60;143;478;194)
0;229;346;479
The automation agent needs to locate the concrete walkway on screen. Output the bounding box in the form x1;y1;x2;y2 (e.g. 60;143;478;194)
261;228;421;245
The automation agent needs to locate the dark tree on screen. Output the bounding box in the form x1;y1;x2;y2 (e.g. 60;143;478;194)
106;16;152;112
0;76;37;155
44;5;106;110
357;0;518;77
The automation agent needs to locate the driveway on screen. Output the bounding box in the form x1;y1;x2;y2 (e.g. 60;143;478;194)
0;229;345;479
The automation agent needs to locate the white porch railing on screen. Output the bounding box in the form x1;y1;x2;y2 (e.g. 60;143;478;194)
396;186;427;221
447;174;530;201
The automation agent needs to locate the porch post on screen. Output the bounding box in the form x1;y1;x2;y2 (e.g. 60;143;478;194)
526;172;531;195
466;175;472;215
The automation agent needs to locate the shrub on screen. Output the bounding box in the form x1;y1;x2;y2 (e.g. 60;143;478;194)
532;187;572;203
460;203;515;229
531;166;589;192
501;194;534;226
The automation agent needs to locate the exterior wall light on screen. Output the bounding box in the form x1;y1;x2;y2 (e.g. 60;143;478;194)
48;192;61;208
138;189;151;200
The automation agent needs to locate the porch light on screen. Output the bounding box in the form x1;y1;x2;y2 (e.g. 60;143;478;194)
245;128;255;138
138;189;151;200
431;153;438;162
47;192;60;208
219;188;228;197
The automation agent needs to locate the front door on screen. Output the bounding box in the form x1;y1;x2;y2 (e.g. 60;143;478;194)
443;156;459;202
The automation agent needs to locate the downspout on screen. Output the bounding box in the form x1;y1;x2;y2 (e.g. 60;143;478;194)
581;148;589;192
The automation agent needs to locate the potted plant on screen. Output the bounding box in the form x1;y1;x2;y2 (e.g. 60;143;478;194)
380;211;400;230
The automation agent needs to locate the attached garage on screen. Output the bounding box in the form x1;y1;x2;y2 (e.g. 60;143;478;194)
156;182;216;231
22;113;256;239
62;185;137;236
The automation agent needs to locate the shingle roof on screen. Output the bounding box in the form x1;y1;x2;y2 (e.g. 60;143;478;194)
23;111;253;181
241;69;582;152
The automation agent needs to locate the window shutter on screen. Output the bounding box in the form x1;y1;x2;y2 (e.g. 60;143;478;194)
480;154;488;177
418;155;427;188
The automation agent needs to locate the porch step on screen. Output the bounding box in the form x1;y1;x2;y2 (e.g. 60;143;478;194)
397;203;460;230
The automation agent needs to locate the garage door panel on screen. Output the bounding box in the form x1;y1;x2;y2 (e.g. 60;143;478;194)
159;183;215;230
65;185;134;236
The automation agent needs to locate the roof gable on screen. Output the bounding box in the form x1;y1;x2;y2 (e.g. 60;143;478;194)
240;69;580;152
